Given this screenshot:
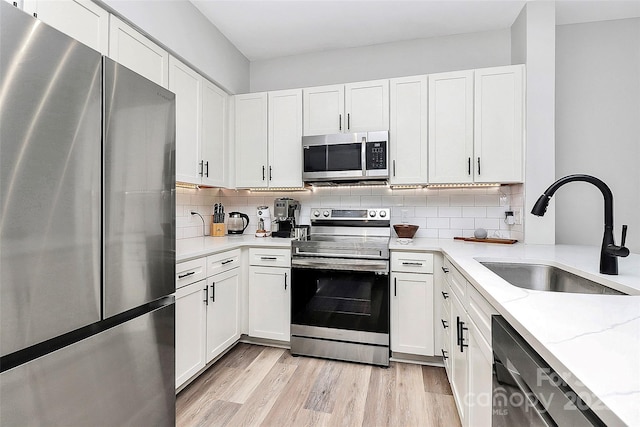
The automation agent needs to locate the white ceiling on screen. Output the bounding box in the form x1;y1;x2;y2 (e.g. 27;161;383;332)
191;0;640;61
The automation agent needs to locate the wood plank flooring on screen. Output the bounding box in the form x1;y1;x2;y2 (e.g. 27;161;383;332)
177;343;461;427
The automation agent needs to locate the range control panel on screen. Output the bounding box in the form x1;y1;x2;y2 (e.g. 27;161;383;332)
310;208;390;220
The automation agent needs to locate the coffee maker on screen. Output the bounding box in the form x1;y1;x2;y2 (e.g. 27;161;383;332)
273;198;300;238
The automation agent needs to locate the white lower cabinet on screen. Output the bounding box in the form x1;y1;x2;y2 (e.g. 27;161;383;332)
391;272;434;356
443;256;497;427
205;268;240;362
248;265;290;341
175;280;207;388
175;250;240;389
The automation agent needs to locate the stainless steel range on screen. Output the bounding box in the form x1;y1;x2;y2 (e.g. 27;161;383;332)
290;208;391;366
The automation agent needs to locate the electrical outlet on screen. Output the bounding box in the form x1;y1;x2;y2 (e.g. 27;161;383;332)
514;209;522;225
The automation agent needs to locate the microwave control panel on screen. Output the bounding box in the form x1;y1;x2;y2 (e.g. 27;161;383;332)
366;141;387;170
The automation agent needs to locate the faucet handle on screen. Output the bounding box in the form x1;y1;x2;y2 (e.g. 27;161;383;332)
621;224;628;247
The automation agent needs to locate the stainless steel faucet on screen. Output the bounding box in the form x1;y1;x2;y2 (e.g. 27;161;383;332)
190;211;206;237
531;174;629;275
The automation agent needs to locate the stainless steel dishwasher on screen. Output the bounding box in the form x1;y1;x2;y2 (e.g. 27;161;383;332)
492;316;606;426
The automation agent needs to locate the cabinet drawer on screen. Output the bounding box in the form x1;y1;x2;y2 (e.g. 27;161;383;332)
391;252;434;273
176;258;207;289
206;249;241;277
443;257;466;301
466;284;498;344
249;247;291;268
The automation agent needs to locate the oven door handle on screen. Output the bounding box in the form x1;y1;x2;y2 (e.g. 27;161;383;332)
294;248;386;260
292;257;389;273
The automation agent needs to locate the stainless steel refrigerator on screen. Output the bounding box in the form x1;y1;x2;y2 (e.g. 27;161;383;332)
0;3;176;425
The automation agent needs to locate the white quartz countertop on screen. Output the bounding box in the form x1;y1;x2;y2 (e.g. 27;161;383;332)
392;238;640;427
177;235;640;425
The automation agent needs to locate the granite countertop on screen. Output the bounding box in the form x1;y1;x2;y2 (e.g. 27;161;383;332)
177;235;640;425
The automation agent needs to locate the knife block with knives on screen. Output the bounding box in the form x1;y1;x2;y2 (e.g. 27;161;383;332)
211;203;226;237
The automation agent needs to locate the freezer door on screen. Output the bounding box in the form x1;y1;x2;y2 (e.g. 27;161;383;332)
1;302;175;426
0;2;102;356
103;58;176;318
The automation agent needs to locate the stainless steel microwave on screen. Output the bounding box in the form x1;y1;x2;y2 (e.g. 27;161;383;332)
302;131;389;183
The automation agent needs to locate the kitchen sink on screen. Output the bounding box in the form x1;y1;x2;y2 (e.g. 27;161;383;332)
480;262;626;295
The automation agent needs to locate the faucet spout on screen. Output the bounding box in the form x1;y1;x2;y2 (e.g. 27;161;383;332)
530;174;629;275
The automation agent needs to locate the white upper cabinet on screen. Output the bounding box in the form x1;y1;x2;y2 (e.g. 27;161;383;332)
170;56;201;184
108;15;169;88
23;0;108;54
303;84;344;136
268;89;303;188
303;80;389;136
171;56;228;186
200;80;228;187
473;65;524;183
389;75;428;185
235;90;303;188
344;80;389;133
428;65;524;184
428;70;475;184
235;92;268;188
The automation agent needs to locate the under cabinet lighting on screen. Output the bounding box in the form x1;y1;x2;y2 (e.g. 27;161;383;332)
249;187;310;192
427;183;501;188
389;185;425;189
176;182;199;189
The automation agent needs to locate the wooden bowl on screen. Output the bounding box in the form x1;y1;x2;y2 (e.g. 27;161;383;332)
393;224;419;239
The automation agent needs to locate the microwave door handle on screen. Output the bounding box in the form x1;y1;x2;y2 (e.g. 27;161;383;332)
361;137;366;176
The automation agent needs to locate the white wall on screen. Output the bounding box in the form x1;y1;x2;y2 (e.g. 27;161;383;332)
249;29;511;92
100;0;249;94
511;2;557;245
555;18;640;254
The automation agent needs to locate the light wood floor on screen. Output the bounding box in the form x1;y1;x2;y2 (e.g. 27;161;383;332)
177;343;461;427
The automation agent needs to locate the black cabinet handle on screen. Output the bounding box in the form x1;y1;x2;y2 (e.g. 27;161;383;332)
441;266;449;273
441;291;449;299
456;316;461;346
199;160;204;177
284;272;288;290
394;277;397;296
402;262;423;266
477;157;481;175
269;166;272;181
459;319;468;352
205;161;209;177
441;319;448;329
393;160;396;177
262;165;265;181
441;349;448;360
210;283;215;302
260;256;277;260
221;259;234;265
178;271;195;279
347;113;350;130
468;157;471;176
339;114;342;131
203;286;208;305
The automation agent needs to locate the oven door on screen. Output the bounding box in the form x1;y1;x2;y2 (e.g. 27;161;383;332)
291;259;389;335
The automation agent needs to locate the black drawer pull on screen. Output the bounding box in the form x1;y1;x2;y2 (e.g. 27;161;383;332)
178;271;195;279
402;262;423;266
441;349;448;360
441;319;448;329
221;259;234;265
260;256;277;260
441;266;449;273
441;291;449;299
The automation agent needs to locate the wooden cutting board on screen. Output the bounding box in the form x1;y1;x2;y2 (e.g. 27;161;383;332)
454;236;518;244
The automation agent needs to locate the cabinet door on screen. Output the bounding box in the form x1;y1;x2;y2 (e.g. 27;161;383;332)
391;272;434;356
428;70;474;184
206;268;240;363
467;319;493;427
268;89;303;188
389;76;428;185
474;65;524;183
450;292;468;426
108;16;169;88
170;56;202;184
201;80;228;187
248;266;290;341
303;84;344;136
23;0;108;53
345;79;389;133
175;280;207;388
235;93;268;187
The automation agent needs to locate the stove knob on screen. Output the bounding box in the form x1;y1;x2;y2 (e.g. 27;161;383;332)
379;210;387;218
369;210;376;218
313;210;320;217
258;210;263;216
323;210;330;218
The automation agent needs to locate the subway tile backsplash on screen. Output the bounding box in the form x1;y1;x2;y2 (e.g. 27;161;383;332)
176;184;525;241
